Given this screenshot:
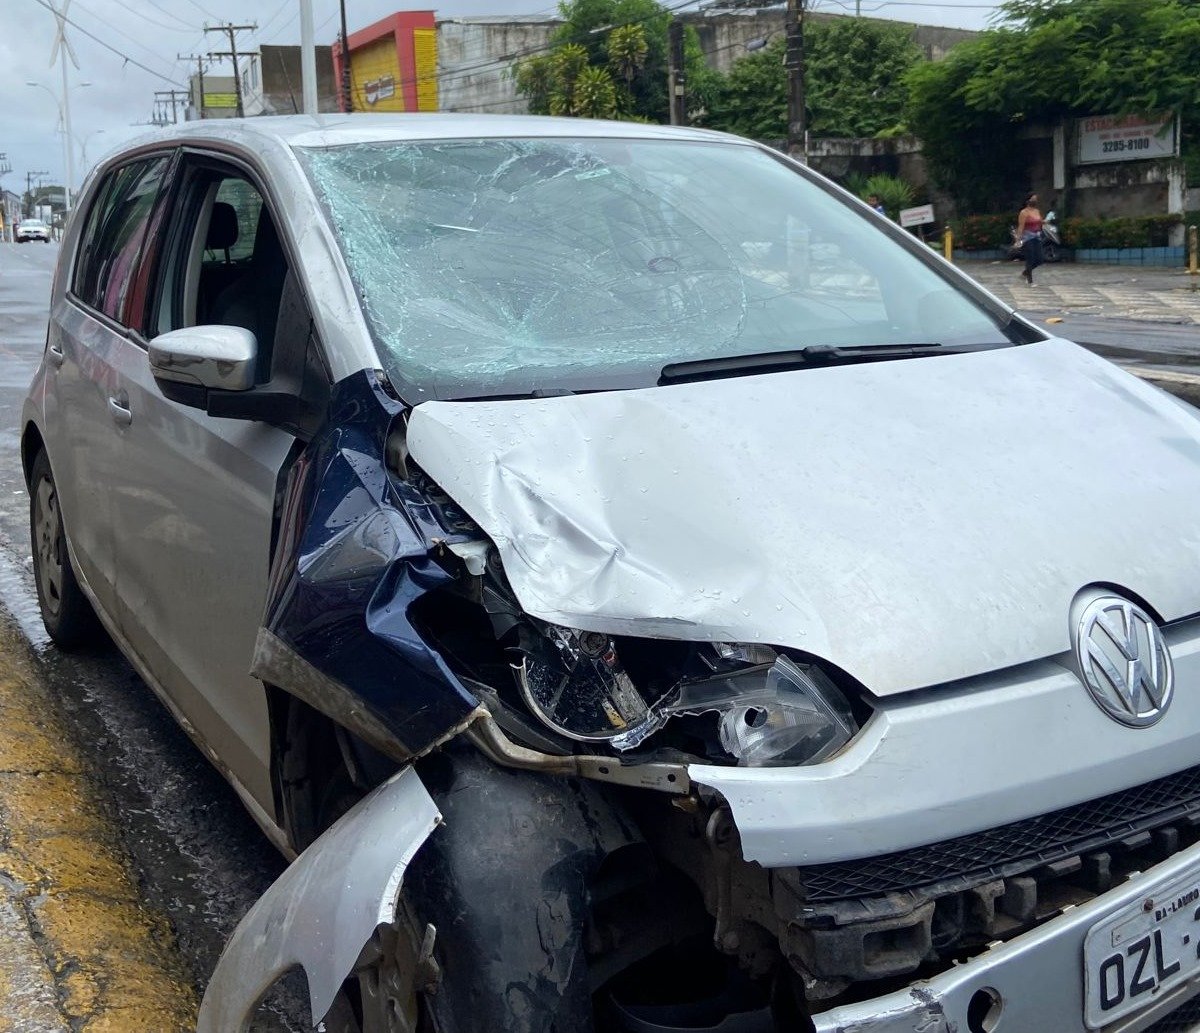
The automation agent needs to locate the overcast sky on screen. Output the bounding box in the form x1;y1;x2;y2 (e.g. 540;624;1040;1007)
0;0;1000;199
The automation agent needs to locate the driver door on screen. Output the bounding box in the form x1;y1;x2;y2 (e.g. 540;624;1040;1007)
105;159;305;819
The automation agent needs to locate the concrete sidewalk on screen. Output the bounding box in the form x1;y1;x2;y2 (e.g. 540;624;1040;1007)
961;259;1200;327
0;614;197;1032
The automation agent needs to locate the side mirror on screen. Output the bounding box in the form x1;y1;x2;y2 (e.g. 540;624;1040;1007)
149;325;257;393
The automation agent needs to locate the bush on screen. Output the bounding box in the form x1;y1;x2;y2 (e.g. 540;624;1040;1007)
1061;215;1183;249
860;174;914;220
951;213;1184;251
952;214;1013;250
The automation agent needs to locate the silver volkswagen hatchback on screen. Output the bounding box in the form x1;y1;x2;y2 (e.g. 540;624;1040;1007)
22;114;1200;1033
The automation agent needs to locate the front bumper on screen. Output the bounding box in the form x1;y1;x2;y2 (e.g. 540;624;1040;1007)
812;838;1200;1033
692;619;1200;868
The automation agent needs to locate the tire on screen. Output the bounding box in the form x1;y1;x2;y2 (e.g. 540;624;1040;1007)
29;449;105;649
1043;240;1060;263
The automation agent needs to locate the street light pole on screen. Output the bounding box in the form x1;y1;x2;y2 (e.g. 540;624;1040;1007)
26;80;90;205
78;129;104;168
300;0;318;114
60;34;75;204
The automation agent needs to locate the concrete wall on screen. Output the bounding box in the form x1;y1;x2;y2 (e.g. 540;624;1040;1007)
259;45;338;115
189;48;337;119
437;17;558;114
681;10;977;74
432;12;974;114
805;135;959;221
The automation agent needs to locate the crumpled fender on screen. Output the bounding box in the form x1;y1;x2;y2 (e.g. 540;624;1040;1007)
254;370;482;761
197;766;441;1032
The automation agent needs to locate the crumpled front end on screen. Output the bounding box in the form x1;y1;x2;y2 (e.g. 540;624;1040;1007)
205;347;1200;1031
251;369;486;763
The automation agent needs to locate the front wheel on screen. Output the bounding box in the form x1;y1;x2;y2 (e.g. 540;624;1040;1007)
29;450;105;649
1042;240;1061;263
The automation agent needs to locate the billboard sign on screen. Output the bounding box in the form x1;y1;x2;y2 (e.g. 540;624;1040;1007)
1076;113;1177;164
364;75;396;105
899;203;935;228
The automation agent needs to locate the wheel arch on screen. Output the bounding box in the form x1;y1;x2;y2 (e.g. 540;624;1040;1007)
21;421;46;488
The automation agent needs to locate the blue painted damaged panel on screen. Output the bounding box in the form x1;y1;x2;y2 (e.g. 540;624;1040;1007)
254;369;480;758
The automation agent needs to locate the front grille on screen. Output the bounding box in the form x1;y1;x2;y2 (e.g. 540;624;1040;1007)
793;764;1200;903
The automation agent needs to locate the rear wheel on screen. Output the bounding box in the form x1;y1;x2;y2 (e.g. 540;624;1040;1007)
29;449;104;649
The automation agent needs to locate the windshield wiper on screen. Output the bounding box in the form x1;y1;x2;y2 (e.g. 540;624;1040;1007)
659;342;1002;384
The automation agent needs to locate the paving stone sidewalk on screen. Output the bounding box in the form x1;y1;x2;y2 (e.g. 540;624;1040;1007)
960;260;1200;326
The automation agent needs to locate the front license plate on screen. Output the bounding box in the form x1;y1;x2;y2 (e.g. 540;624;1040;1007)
1084;867;1200;1028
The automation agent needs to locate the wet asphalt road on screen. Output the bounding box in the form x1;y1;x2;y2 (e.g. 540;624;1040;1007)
0;242;307;1031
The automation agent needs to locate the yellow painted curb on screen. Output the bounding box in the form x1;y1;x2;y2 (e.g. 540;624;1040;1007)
0;616;197;1032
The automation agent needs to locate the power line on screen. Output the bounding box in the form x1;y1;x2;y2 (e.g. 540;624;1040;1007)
360;0;704;110
179;0;222;22
70;0;192;76
255;0;297;40
27;0;184;85
97;0;199;34
205;21;257;117
143;0;203;30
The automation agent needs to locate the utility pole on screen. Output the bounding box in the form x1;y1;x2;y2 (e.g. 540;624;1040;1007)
666;20;686;126
155;89;190;124
205;22;256;117
26;170;49;217
178;53;208;118
338;0;352;112
785;0;807;161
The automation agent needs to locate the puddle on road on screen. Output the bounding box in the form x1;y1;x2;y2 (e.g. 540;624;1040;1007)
0;534;51;651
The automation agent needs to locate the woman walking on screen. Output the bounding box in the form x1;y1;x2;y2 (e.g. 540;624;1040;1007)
1016;193;1044;285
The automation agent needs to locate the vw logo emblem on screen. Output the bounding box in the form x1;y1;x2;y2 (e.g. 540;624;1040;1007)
1075;596;1173;727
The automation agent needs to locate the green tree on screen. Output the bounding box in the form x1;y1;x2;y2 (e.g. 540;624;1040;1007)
905;0;1200;208
703;20;923;140
607;23;649;90
514;0;711;123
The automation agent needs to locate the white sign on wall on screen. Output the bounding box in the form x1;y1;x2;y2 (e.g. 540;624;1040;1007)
1076;113;1177;164
899;204;935;228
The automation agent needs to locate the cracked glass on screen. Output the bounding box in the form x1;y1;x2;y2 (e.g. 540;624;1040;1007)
299;137;1005;400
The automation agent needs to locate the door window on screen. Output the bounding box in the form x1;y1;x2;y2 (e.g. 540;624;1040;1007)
73;157;171;327
156;169;291;382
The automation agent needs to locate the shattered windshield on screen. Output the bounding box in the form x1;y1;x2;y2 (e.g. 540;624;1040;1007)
299;137;1007;400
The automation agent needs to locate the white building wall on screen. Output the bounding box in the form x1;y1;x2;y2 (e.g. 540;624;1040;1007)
436;17;559;115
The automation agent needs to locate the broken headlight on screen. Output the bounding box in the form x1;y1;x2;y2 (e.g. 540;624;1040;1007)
512;627;858;766
513;625;655;743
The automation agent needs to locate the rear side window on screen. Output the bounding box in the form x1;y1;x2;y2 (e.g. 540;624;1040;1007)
73;157;170;326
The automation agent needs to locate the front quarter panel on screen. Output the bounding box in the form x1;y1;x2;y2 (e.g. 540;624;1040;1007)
197;766;440;1030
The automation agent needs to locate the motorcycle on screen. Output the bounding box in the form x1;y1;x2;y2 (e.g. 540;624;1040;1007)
1008;209;1064;263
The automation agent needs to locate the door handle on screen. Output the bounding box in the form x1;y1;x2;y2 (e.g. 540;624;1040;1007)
47;344;64;368
107;396;132;427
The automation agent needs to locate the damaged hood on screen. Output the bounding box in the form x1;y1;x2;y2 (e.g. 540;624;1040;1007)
407;339;1200;695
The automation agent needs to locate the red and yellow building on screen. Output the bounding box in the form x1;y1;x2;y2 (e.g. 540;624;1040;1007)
334;10;438;113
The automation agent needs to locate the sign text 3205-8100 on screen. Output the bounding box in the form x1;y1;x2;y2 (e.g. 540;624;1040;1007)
1102;138;1153;154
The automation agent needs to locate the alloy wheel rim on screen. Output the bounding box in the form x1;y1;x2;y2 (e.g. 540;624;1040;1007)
33;475;64;616
355;925;421;1033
